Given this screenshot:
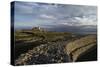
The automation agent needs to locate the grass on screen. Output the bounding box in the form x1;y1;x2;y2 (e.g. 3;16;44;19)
15;30;72;42
14;29;72;60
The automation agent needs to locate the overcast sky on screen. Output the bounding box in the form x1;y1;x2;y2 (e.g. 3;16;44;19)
13;1;97;33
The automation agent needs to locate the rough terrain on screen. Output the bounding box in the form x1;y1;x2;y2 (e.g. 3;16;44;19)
14;28;97;65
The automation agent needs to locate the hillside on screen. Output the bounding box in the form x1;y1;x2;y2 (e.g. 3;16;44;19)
65;35;97;62
14;28;97;65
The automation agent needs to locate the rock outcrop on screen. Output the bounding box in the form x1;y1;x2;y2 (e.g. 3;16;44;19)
65;35;97;62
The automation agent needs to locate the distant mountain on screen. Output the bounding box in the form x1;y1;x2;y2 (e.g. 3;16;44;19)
43;25;97;34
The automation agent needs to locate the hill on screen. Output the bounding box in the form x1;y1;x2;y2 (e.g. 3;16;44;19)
14;28;97;65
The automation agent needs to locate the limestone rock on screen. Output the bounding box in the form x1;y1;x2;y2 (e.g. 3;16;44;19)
65;35;97;62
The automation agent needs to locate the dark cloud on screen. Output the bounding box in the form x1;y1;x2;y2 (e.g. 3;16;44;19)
42;24;97;34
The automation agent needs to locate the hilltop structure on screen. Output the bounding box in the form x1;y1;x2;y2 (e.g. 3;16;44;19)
32;26;46;32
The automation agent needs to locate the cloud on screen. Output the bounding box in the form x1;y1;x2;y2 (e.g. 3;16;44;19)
14;1;97;34
40;14;57;20
55;14;97;26
73;16;97;26
15;2;34;14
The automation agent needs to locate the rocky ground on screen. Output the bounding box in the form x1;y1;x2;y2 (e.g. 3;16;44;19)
15;41;69;65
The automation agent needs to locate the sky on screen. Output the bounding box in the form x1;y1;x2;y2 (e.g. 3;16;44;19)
12;1;97;34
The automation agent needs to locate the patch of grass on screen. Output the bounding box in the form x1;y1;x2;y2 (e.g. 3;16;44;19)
14;29;73;60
